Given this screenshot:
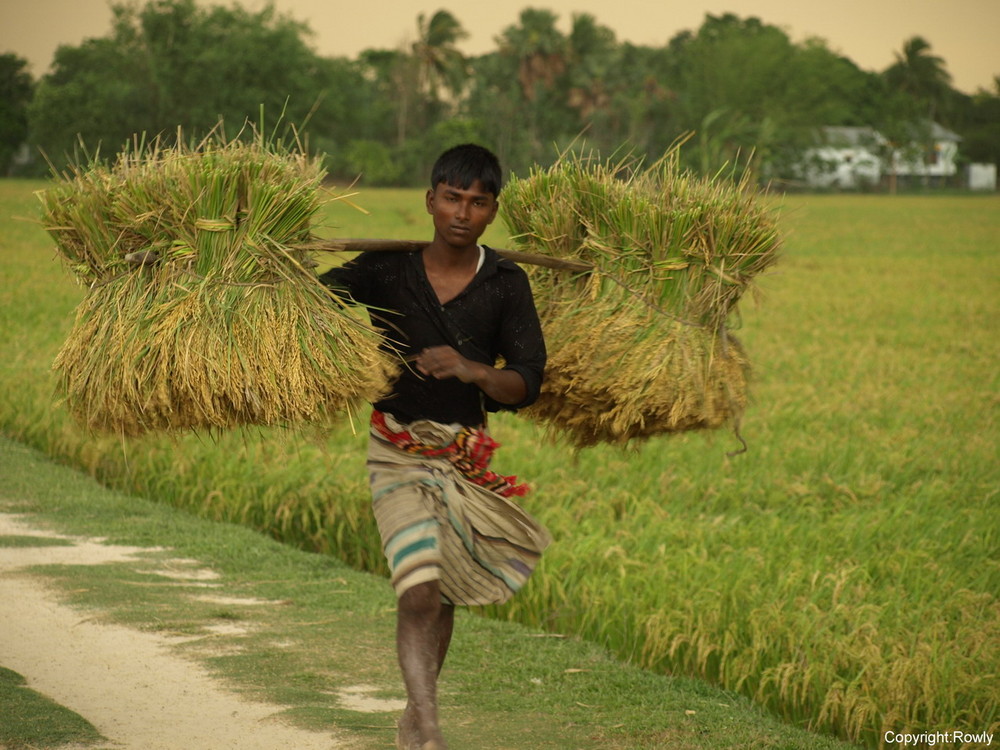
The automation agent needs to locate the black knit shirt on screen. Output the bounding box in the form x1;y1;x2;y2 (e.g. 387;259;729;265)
319;247;546;427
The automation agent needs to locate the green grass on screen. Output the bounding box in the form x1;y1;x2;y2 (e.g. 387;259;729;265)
0;535;74;548
1;178;998;747
0;666;103;749
0;434;856;750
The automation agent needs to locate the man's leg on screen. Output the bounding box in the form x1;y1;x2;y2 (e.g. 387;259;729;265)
434;597;455;674
397;580;454;749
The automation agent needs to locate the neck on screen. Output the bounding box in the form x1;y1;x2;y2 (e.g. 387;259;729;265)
424;239;480;268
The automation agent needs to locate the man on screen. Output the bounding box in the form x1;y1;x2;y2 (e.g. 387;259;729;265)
320;144;549;750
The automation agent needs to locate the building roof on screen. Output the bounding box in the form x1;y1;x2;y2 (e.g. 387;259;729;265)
927;121;962;142
818;121;961;147
819;126;884;147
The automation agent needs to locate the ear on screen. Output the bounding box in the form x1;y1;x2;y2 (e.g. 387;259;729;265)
425;188;435;214
487;199;499;224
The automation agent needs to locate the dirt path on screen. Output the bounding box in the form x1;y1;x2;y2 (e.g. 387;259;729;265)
0;513;348;750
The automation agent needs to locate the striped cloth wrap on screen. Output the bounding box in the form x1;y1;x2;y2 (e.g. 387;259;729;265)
368;410;551;606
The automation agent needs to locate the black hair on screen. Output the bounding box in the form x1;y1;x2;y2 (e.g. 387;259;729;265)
430;143;502;198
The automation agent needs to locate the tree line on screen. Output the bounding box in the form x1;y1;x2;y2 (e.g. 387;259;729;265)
2;0;998;186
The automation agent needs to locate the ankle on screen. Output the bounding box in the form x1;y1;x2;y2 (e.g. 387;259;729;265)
396;708;420;750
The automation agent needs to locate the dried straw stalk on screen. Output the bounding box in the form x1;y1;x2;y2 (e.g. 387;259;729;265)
498;149;780;447
40;132;396;436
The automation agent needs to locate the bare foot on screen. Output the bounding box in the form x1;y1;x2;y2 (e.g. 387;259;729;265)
415;723;448;750
396;707;419;750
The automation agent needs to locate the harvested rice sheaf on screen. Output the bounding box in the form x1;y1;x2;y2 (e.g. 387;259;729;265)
500;151;780;447
40;132;396;436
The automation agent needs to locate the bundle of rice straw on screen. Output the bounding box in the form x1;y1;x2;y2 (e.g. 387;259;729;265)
39;131;396;436
499;150;780;448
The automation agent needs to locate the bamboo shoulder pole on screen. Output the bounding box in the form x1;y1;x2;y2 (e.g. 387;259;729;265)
126;239;594;274
304;238;593;273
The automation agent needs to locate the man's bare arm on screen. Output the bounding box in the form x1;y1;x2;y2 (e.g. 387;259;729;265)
414;346;527;405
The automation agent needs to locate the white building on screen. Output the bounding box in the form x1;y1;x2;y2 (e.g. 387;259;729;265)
967;163;997;191
890;121;962;184
799;121;964;190
799;126;884;190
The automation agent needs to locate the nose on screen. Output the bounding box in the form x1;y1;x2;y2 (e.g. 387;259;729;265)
454;198;470;220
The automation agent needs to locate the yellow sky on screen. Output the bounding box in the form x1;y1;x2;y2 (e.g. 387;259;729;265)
2;0;997;94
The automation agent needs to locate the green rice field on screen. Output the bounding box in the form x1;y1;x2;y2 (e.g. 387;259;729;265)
1;179;997;748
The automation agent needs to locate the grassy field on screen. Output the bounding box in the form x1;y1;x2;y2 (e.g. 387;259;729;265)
0;433;862;750
1;178;997;748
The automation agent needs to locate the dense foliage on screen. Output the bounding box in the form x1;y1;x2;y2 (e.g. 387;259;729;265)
0;53;34;175
2;1;998;183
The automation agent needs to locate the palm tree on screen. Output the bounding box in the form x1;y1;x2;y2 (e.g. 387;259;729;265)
389;11;468;146
412;10;469;104
498;8;566;102
881;37;954;190
565;14;617;120
884;36;952;120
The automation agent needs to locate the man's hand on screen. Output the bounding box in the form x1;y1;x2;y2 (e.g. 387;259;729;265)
414;345;527;405
414;346;478;383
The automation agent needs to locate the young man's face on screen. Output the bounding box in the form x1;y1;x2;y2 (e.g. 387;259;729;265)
426;179;498;249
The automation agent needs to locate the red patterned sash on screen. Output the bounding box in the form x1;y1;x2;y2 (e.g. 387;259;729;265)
371;410;529;497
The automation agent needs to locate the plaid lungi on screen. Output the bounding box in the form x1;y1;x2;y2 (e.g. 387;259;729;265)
367;411;551;606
